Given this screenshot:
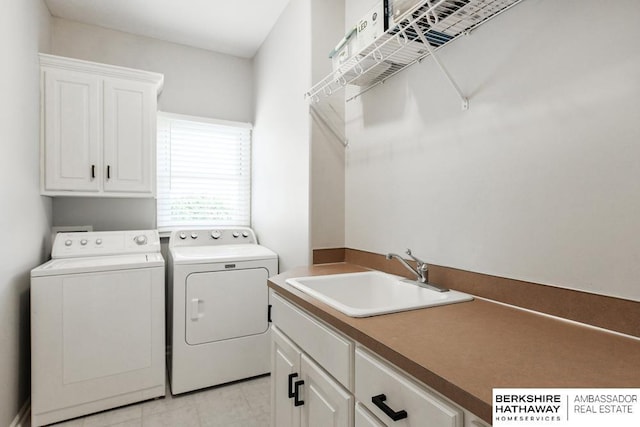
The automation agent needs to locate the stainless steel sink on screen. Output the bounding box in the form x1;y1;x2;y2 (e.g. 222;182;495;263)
285;271;473;317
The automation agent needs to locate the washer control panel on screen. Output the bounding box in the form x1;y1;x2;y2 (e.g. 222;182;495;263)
170;227;256;247
52;230;161;258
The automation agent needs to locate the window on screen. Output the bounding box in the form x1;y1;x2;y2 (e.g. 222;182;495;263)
156;112;251;231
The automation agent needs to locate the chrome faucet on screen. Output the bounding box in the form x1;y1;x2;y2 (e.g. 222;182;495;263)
386;249;449;292
386;249;428;282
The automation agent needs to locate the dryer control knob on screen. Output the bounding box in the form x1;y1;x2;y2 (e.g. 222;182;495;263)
80;239;88;246
65;239;72;247
96;238;103;245
179;232;187;239
242;231;249;238
232;232;240;238
191;233;198;239
134;235;148;245
211;230;221;239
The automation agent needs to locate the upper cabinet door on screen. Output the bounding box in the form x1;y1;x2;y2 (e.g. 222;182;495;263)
102;78;156;194
43;68;100;192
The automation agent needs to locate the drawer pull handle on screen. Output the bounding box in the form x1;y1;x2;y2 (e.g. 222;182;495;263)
287;373;298;398
372;394;408;421
293;380;305;407
91;164;95;179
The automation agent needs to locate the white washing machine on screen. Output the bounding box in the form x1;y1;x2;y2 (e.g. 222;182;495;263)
168;227;278;395
30;230;165;427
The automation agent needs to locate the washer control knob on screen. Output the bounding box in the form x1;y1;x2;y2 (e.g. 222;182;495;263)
242;231;249;238
232;232;240;238
65;240;72;247
191;232;198;239
96;238;103;245
134;235;148;245
179;232;187;240
211;230;221;239
80;239;88;246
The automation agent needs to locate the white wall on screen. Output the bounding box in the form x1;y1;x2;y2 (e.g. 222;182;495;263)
50;18;254;231
52;197;157;231
51;18;254;122
310;0;346;250
345;0;640;301
0;0;52;424
252;0;312;271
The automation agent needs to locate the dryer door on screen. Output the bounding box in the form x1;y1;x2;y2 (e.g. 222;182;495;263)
185;268;269;345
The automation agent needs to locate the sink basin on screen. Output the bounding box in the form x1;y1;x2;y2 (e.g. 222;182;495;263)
285;271;473;317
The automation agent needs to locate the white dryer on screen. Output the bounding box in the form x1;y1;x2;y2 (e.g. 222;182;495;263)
168;227;277;395
30;230;165;427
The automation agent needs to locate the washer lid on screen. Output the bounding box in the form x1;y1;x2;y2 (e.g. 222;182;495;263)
170;244;277;264
31;253;164;277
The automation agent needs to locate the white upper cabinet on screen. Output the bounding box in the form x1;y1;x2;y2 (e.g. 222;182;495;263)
40;54;164;197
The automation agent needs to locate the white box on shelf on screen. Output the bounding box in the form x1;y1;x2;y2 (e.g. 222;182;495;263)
329;27;357;72
355;0;389;53
389;0;423;23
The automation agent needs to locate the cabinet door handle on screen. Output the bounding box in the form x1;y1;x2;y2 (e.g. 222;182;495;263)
293;380;305;407
91;164;95;179
287;373;298;398
372;394;407;421
106;165;111;180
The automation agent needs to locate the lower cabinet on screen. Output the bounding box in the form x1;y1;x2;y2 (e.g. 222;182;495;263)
272;326;353;427
271;291;490;427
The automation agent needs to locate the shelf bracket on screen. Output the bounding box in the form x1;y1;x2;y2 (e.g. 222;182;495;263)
411;23;469;111
310;104;348;148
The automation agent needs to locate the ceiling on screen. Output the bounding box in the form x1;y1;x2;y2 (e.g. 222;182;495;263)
44;0;291;58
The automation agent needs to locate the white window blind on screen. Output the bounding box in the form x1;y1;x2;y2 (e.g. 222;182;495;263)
156;112;251;231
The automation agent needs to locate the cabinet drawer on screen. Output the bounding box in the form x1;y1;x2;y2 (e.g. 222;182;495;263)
271;292;353;390
355;347;463;427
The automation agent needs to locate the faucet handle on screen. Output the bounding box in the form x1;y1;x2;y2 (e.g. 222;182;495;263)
405;249;427;269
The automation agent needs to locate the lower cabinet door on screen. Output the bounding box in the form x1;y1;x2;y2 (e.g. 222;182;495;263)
272;327;302;427
301;353;354;427
356;402;386;427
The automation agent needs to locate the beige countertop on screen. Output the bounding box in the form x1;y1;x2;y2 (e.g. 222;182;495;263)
267;263;640;424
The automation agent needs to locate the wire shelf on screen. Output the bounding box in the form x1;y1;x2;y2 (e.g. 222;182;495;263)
306;0;524;104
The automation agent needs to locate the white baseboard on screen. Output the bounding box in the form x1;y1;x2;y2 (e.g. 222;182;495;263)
9;398;30;427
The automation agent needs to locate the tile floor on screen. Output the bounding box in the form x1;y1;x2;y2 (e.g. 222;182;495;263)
33;375;271;427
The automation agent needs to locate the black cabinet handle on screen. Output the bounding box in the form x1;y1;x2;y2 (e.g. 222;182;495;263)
293;380;305;407
288;373;298;398
91;164;95;179
372;394;407;421
107;165;111;179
